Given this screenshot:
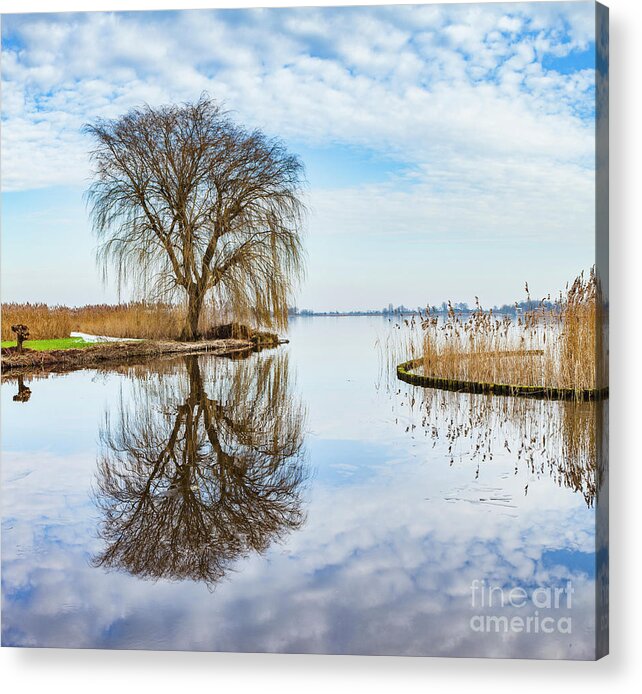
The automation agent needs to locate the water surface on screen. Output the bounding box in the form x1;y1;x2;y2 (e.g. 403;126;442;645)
1;316;599;657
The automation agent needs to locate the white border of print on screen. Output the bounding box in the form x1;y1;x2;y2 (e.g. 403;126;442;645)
1;1;641;693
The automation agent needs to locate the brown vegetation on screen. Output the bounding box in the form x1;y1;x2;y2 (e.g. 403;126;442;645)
1;302;188;342
1;304;286;355
387;269;604;396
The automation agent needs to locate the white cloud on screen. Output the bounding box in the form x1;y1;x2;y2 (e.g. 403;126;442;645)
1;4;595;191
0;3;598;306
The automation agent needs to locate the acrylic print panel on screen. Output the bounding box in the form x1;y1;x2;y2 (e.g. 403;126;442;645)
0;2;608;659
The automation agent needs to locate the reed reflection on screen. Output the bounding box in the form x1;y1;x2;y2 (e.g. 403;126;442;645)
92;352;308;586
395;387;603;507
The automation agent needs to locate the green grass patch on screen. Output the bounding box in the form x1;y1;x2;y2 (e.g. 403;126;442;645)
1;337;95;351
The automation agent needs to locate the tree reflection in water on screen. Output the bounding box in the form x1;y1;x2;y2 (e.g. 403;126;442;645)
92;352;308;586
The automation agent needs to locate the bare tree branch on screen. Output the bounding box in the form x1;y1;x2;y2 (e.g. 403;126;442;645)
84;95;306;339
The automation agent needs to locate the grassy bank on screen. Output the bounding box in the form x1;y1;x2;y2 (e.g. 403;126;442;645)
1;337;94;351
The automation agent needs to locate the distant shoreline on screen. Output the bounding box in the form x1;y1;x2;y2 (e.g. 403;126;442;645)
290;311;418;318
289;309;534;318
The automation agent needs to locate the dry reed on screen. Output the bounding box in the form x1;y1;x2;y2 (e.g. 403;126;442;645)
0;302;226;342
385;269;600;394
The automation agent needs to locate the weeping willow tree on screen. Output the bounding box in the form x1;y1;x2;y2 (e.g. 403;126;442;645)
84;95;306;340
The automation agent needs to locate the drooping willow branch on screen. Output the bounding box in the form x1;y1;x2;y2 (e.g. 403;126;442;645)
84;95;306;339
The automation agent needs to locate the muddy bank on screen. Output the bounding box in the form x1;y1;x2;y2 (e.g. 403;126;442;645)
1;338;256;378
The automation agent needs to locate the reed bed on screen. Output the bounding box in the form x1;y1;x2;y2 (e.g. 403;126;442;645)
0;302;219;342
385;269;601;394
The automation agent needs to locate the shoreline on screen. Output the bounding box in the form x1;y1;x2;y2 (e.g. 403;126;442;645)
1;338;256;378
396;357;609;402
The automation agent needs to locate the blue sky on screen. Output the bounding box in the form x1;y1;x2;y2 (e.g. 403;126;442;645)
1;2;599;310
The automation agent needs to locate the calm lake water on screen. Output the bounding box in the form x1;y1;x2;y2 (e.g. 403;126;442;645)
1;316;601;657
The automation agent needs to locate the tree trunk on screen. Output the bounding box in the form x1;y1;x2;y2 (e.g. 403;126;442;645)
181;291;204;341
11;324;29;352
